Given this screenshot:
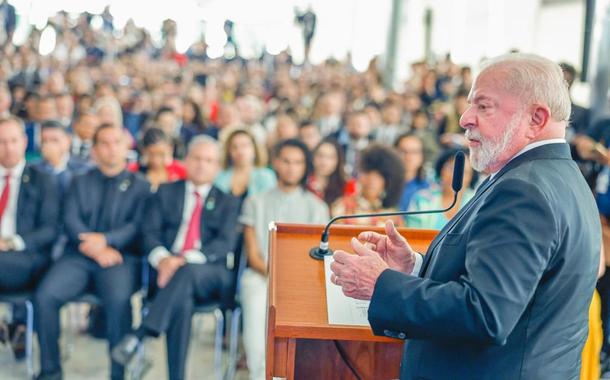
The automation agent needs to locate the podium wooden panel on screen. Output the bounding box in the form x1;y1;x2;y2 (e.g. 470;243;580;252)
267;223;437;380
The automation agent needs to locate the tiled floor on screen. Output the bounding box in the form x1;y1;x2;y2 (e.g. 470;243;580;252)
0;302;250;380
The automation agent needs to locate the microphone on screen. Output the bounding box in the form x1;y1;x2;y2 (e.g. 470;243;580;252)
309;151;466;260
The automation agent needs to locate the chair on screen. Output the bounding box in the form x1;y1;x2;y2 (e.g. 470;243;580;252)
0;292;35;379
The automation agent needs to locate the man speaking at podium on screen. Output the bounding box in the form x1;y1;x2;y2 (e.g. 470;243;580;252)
330;53;601;379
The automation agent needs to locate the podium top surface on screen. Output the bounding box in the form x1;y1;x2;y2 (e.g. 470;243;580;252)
268;223;437;342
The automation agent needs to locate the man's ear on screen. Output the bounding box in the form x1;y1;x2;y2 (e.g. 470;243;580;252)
527;104;550;139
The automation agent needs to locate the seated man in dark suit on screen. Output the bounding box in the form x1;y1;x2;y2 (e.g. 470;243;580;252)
0;115;59;322
34;120;90;260
112;135;240;380
34;120;90;196
34;124;150;380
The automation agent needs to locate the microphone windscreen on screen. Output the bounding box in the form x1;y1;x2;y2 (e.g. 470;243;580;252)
452;151;465;192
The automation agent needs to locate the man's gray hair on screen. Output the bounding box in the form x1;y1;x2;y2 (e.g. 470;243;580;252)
187;135;221;156
479;53;571;122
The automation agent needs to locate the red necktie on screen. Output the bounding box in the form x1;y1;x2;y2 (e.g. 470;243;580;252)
181;191;203;253
0;173;11;223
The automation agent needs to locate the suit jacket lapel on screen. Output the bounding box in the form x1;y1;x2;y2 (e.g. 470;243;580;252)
16;166;34;234
419;177;496;276
200;186;218;235
175;181;186;223
419;143;572;277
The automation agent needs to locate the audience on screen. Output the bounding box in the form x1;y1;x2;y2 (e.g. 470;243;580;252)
0;6;604;378
394;133;431;215
70;111;98;162
406;149;475;229
35;120;90;195
331;144;404;226
112;136;240;380
308;138;356;206
215;128;276;200
34;124;150;380
240;139;329;380
128;128;186;191
0;116;59;359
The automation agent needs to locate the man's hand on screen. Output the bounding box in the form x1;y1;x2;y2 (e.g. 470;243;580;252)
330;237;389;300
357;220;416;274
91;247;124;268
157;256;186;288
79;233;108;256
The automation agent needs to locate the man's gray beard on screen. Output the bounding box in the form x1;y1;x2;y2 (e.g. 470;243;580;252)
468;115;519;172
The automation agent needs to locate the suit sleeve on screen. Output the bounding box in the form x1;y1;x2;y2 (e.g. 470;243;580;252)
368;178;558;345
104;180;151;252
202;194;240;264
21;172;60;252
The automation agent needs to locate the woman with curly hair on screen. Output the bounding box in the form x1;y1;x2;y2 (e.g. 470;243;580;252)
331;144;404;226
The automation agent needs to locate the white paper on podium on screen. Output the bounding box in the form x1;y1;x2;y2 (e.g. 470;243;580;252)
324;255;370;326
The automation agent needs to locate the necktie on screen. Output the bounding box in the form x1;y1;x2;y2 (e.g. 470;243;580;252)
181;191;203;253
0;172;11;224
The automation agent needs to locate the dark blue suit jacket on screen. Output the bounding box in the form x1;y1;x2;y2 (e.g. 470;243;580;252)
368;143;601;380
16;165;60;255
142;181;240;265
63;168;150;256
33;156;91;196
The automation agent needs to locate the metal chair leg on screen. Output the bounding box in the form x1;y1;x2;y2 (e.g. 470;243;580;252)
128;340;149;380
224;307;241;380
24;300;34;379
213;308;224;380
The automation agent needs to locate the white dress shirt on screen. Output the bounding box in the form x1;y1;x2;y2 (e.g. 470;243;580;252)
410;138;567;276
148;181;211;269
0;160;26;250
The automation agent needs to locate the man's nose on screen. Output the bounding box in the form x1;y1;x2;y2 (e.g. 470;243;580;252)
459;106;475;130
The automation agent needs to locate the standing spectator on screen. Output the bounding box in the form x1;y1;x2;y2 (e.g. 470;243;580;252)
295;6;317;63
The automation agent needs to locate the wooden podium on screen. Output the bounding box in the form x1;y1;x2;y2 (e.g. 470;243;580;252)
267;223;437;380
